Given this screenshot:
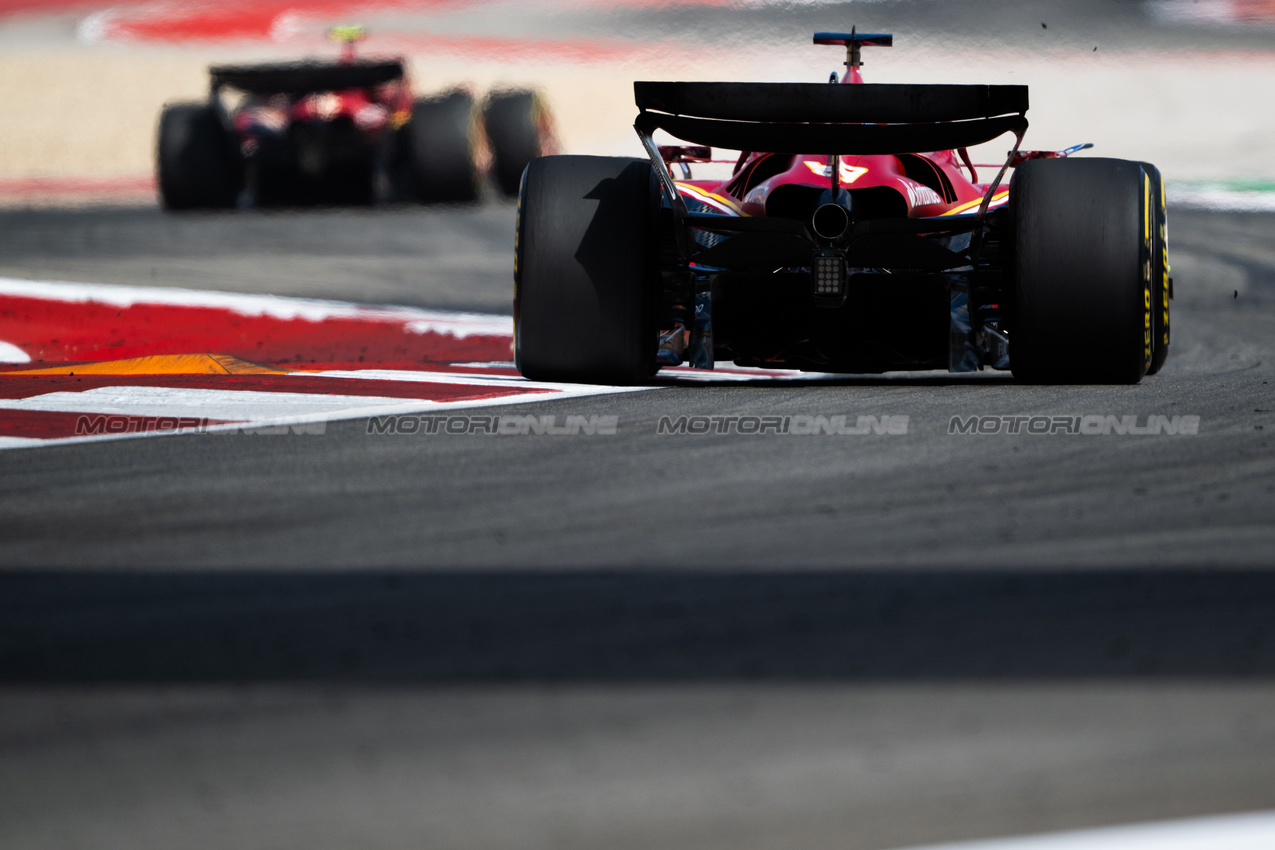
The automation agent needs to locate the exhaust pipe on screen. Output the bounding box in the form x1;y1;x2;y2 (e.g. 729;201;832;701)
812;203;850;241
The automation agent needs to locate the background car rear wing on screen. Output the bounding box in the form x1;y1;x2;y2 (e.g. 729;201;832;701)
209;60;404;97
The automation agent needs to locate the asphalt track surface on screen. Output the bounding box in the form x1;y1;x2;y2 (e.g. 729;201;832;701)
2;200;1274;850
0;201;1271;567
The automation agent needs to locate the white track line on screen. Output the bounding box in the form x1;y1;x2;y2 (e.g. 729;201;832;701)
895;810;1275;850
0;276;512;337
2;383;644;424
2;386;444;419
0;340;30;363
306;369;569;388
1167;186;1275;213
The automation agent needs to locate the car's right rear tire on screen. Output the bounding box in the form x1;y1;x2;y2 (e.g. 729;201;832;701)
156;103;241;210
1139;161;1171;376
1009;157;1153;383
410;90;482;204
515;156;660;384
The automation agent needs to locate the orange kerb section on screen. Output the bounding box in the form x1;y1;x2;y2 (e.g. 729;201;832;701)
7;353;285;376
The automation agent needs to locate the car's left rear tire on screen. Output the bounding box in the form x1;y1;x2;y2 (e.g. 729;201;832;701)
515;155;659;384
410;90;482;204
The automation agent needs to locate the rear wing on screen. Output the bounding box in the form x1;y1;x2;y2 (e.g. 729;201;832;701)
633;82;1027;155
633;81;1030;257
209;60;404;96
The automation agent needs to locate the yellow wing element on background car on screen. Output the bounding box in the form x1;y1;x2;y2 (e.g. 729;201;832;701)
329;25;367;44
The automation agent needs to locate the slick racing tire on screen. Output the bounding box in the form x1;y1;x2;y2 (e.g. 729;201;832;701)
515;155;659;384
1010;157;1154;383
483;89;555;197
156;103;242;210
1139;161;1171;376
410;90;482;204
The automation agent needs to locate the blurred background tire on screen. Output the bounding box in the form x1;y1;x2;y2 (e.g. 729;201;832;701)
156;103;242;210
483;89;556;198
410;89;481;204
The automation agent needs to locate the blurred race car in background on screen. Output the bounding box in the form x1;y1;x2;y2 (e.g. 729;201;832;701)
514;29;1170;385
157;26;555;209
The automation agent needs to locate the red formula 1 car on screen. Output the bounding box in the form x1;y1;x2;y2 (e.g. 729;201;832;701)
158;27;555;209
514;30;1170;384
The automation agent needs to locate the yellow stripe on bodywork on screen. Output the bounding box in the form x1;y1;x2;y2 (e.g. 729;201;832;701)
676;182;747;216
941;188;1009;216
